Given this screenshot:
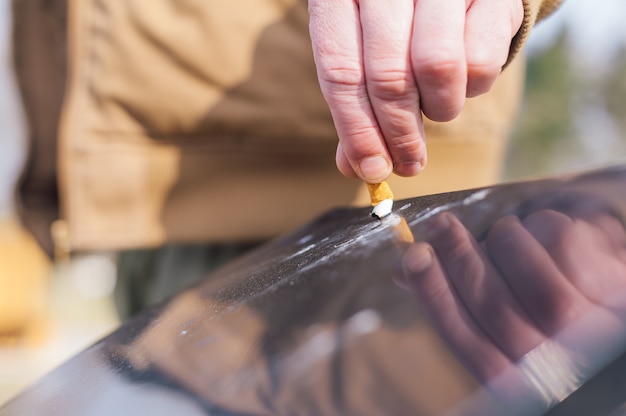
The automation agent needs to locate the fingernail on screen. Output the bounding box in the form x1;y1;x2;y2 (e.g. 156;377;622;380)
394;161;425;176
359;156;391;182
402;244;433;276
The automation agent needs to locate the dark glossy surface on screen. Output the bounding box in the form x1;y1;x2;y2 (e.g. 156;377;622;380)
4;167;626;415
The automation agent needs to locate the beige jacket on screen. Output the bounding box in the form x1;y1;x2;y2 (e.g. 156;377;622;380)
13;0;562;256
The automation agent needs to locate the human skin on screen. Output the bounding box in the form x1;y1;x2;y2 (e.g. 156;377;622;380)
394;208;626;382
308;0;524;183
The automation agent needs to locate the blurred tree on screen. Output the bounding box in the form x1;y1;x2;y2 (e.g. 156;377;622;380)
506;26;626;181
603;46;626;136
504;30;577;180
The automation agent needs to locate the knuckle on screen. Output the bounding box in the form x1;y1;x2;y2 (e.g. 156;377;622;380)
318;65;364;89
419;274;453;304
413;50;464;81
339;129;384;160
375;98;420;124
467;56;502;81
448;231;477;264
388;133;424;155
368;68;413;99
441;215;476;262
413;51;466;121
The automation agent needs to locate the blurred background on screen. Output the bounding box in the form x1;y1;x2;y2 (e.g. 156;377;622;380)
0;0;119;403
506;0;626;178
0;0;625;406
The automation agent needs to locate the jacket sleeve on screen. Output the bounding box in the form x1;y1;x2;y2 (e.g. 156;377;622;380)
507;0;565;66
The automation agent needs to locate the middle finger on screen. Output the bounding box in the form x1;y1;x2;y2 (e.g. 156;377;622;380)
428;213;545;360
359;0;426;177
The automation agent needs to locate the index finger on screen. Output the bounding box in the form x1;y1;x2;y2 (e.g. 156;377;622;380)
308;0;392;182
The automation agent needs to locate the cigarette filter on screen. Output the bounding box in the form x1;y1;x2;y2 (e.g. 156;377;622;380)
367;181;394;218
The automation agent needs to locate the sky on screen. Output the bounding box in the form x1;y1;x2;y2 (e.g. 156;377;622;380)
0;0;625;214
527;0;626;72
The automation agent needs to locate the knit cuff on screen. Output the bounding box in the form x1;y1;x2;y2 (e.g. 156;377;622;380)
505;0;564;67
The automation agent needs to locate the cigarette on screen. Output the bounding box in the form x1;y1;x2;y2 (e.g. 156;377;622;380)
367;181;415;243
367;181;394;219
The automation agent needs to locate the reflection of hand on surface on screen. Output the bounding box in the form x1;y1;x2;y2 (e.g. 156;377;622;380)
394;208;626;386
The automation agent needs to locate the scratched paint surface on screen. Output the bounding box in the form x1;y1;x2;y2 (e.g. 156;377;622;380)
3;166;626;415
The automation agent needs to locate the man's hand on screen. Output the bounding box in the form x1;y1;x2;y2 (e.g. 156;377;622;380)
308;0;524;183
